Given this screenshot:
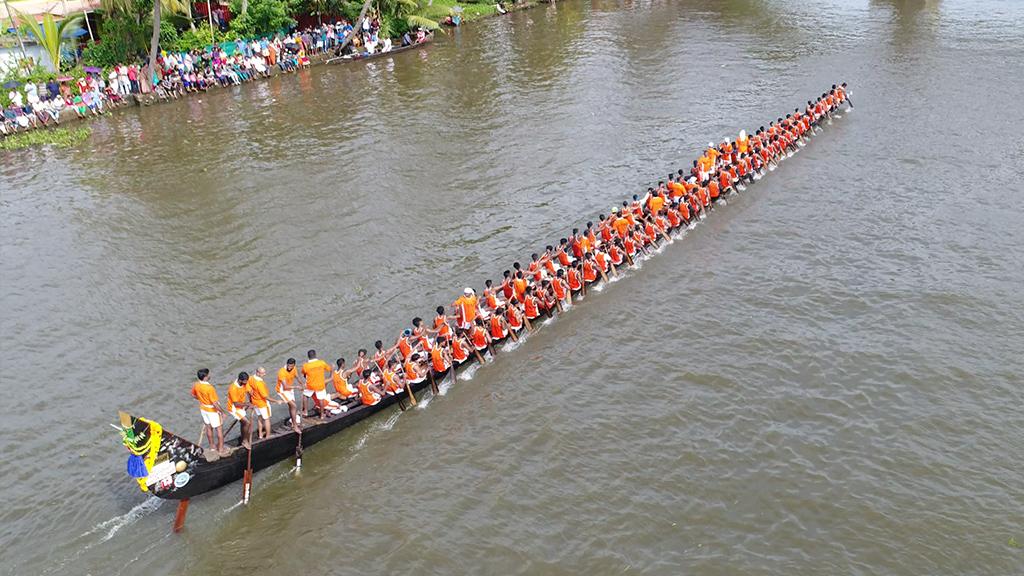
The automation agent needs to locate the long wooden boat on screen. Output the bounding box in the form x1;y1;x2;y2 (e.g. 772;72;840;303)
324;33;433;65
118;98;846;506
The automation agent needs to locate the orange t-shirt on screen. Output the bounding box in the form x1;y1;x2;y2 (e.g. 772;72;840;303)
248;376;270;408
227;382;248;411
454;295;478;323
667;181;684;198
302;359;332;391
649;195;665;214
277;366;298;393
613;217;630;238
191;380;218;412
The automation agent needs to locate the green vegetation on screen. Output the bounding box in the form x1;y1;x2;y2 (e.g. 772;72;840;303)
2;0;512;105
9;9;85;71
228;0;297;37
420;0;501;22
0;126;91;151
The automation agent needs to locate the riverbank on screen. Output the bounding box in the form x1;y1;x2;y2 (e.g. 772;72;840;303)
1;0;542;146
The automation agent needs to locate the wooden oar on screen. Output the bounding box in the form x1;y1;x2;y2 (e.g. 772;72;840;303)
406;373;419;405
294;422;303;472
472;343;487;364
242;412;255;504
428;369;440;395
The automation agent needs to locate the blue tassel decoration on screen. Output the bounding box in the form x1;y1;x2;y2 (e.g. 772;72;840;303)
127;454;148;478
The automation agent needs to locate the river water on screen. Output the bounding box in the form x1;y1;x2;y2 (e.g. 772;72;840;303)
2;0;1023;574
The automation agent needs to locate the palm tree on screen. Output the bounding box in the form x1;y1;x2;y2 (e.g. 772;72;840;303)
12;8;84;71
148;0;188;88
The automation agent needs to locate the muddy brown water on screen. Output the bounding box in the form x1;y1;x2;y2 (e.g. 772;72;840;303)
1;1;1023;574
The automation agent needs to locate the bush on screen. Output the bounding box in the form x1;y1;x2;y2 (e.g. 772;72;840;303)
81;15;149;68
228;0;296;37
171;22;218;52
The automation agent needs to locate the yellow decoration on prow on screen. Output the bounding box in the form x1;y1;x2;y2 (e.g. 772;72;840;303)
135;418;163;492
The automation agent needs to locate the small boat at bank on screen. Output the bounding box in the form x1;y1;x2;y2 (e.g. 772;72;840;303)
325;33;434;65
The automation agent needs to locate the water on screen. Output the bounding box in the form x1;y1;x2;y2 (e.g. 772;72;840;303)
2;1;1023;574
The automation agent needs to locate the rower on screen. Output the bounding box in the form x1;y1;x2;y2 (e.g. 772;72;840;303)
470;318;491;352
396;330;414;360
228;373;253;449
434;306;455;340
512;270;529;303
404;353;427;386
191;368;225;453
430;336;451;376
247;367;275;440
382;360;406;395
301;350;337;418
451;331;471;366
276;358;302;429
490;306;510;341
332;358;360;402
373;340;397;370
357;369;382;406
482;283;501;313
500;270;514;301
411;317;435;351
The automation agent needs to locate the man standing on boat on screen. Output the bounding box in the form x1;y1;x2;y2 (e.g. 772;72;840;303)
228;373;254;449
190;368;225;453
454;288;479;331
277;358;303;432
247;367;275;440
302;350;337;418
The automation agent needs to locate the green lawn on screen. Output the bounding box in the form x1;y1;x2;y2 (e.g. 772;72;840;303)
420;0;501;23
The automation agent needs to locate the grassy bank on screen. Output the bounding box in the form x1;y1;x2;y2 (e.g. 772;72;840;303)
421;0;502;22
0;126;91;151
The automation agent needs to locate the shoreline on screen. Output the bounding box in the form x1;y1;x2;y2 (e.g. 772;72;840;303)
2;1;543;139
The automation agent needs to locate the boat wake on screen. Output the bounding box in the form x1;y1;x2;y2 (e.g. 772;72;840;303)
458;363;480;381
86;497;163;544
501;338;523;353
438;374;456;395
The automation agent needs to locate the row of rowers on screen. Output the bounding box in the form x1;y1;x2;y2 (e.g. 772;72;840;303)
188;84;851;453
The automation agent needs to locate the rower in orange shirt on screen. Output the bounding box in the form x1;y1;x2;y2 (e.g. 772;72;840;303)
430;336;451;375
404;353;427;386
357;370;382;406
450;332;471;366
227;373;253;449
191;368;225;453
276;358;302;428
382;360;406;395
332;358;359;401
302;349;337;418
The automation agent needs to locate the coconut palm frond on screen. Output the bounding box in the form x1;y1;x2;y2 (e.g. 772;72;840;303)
405;14;439;30
13;9;83;70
